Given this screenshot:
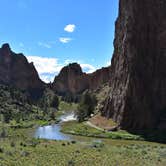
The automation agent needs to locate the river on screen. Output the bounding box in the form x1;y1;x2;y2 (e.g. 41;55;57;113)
34;113;76;140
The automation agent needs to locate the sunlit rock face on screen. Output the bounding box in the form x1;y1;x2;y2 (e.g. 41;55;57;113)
102;0;166;130
0;43;45;98
53;63;110;95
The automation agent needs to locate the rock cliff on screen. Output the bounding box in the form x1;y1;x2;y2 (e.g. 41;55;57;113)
53;63;110;95
0;43;45;98
102;0;166;130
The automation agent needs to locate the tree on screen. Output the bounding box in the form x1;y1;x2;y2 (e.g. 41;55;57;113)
50;95;59;108
75;92;97;122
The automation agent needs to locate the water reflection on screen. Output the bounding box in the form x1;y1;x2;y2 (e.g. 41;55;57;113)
34;124;71;140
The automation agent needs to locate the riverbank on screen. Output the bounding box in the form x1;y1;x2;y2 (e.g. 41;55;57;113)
61;120;144;140
0;111;166;166
61;113;166;143
0;123;166;166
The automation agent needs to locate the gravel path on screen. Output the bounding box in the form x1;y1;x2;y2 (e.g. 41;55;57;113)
85;121;105;131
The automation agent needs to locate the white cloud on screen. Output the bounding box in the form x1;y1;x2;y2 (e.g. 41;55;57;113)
59;37;72;43
26;56;63;74
80;64;96;73
38;42;51;48
40;74;55;83
26;56;96;83
64;24;76;33
26;56;63;83
65;59;96;73
64;59;74;64
106;60;111;66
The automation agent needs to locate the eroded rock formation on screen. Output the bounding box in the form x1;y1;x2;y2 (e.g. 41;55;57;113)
0;43;45;98
102;0;166;130
53;63;110;95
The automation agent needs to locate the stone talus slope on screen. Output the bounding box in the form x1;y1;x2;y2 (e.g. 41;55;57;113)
0;43;45;98
53;63;110;95
102;0;166;130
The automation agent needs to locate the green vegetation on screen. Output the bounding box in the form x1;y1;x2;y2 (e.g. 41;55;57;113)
58;101;77;112
0;84;166;165
75;92;97;122
0;84;33;123
0;85;60;124
38;88;59;110
61;92;81;103
0;125;166;166
61;121;144;140
38;88;59;121
62;120;166;143
55;101;78;118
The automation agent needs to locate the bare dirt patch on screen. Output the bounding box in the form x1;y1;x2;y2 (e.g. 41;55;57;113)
89;114;118;131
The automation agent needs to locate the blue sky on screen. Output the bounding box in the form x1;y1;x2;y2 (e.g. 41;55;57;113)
0;0;119;82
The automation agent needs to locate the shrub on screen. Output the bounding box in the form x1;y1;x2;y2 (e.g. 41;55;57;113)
71;140;76;144
62;143;66;146
68;160;75;166
0;128;7;138
0;147;4;153
10;141;15;147
20;151;30;157
75;92;97;122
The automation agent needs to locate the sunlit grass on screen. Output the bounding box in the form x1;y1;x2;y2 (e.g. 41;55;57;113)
61;121;144;140
0;123;166;166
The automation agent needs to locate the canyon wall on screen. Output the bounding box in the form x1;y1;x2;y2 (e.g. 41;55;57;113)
102;0;166;130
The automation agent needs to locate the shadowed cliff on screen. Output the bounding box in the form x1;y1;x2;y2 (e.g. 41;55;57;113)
102;0;166;130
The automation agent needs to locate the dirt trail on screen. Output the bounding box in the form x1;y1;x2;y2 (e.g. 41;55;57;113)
85;121;105;131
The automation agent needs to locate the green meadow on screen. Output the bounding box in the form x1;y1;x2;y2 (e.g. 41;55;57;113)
0;122;166;166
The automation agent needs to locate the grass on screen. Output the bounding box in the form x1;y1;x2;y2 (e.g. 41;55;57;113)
61;121;144;140
56;101;78;117
0;119;57;129
0;100;165;166
0;125;166;166
59;101;77;111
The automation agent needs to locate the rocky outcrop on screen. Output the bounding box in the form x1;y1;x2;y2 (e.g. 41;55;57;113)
0;43;45;98
88;67;111;90
102;0;166;130
53;63;110;95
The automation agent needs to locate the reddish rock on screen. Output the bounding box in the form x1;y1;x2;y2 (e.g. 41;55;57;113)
88;67;111;90
53;63;110;95
0;43;45;98
102;0;166;130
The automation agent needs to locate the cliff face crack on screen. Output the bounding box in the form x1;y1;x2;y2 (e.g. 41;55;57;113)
102;0;166;130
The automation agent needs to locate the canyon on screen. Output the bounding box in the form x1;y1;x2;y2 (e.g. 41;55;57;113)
0;0;166;131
